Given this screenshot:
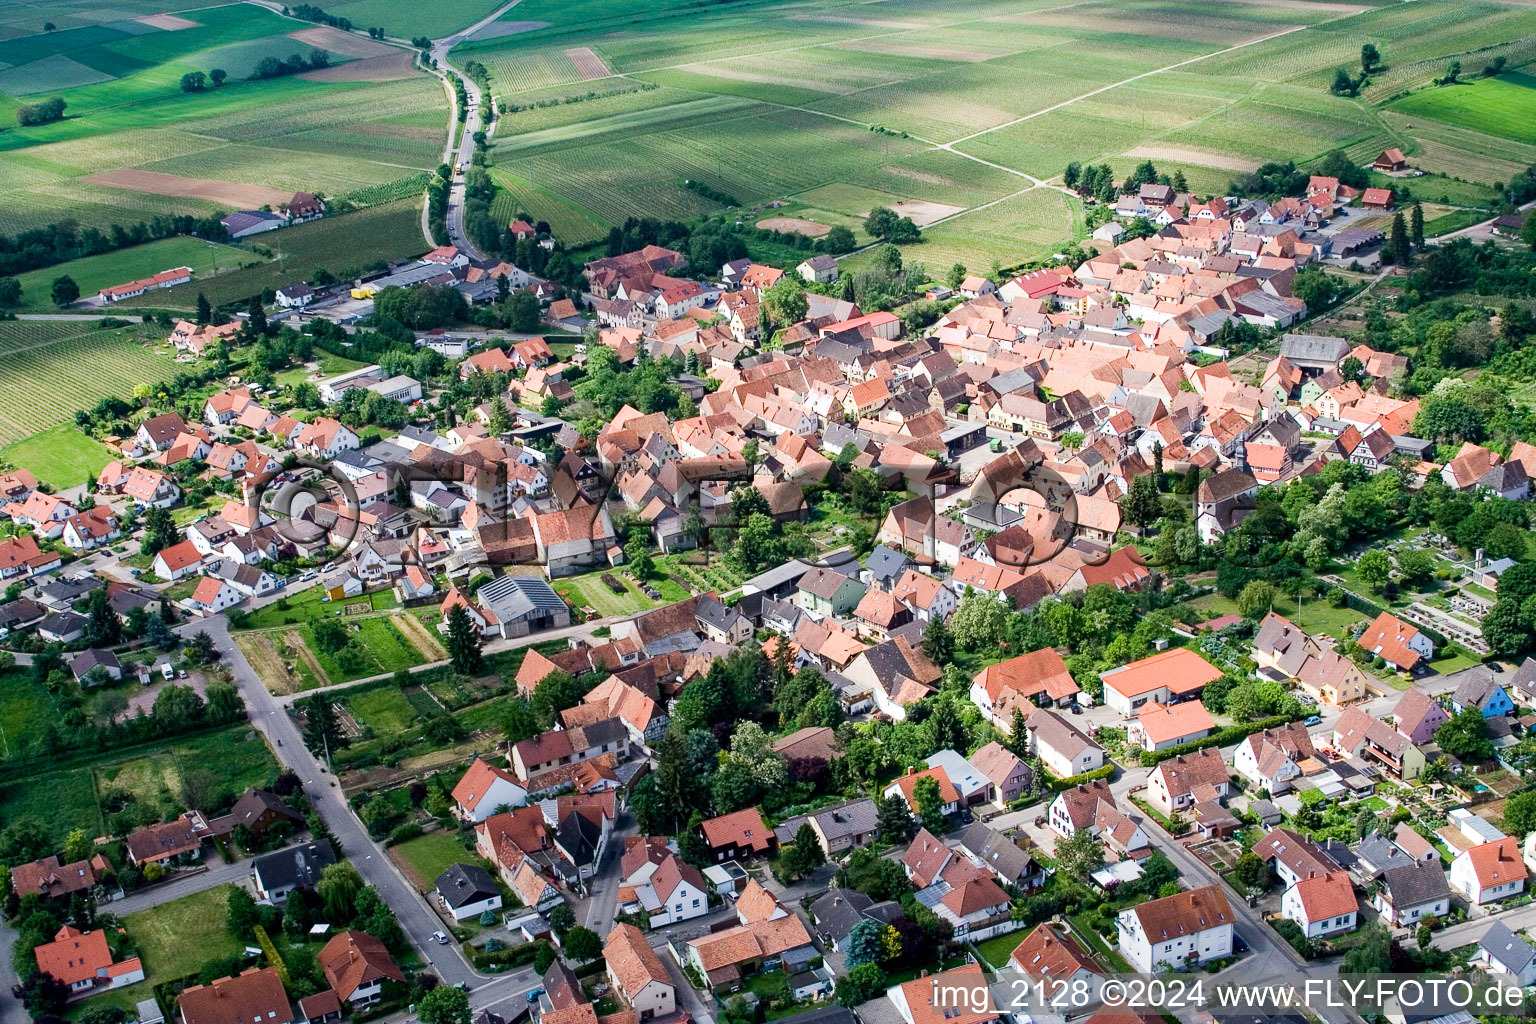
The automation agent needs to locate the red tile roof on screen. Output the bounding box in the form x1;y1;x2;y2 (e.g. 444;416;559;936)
701;807;772;853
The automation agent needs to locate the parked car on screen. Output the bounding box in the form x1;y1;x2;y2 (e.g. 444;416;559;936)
432;931;449;945
1304;715;1322;726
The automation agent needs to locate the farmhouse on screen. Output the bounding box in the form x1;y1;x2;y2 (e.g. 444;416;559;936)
99;266;192;303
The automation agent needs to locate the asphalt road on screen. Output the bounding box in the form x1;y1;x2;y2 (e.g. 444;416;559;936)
429;0;521;261
183;615;542;1005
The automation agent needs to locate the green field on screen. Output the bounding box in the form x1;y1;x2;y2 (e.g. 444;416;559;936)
303;615;425;683
391;829;477;891
123;885;246;982
442;0;1535;267
0;4;446;235
9;236;261;310
1;422;114;488
0;723;279;846
0;321;181;444
1386;73;1536;145
152;199;428;309
348;687;423;736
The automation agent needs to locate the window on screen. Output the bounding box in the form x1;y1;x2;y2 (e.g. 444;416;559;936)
693;899;700;907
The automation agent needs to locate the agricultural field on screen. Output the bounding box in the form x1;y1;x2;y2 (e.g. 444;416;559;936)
0;4;446;234
453;0;1534;267
0;320;180;445
1386;73;1536;145
7;235;259;311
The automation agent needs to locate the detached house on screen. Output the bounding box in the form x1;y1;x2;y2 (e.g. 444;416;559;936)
1375;860;1450;927
295;418;360;459
1145;748;1230;815
701;807;774;862
452;757;529;820
1100;647;1223;716
1359;611;1432;671
319;931;403;1006
1116;884;1233;973
605;924;676;1021
970;647;1079;731
178;969;292;1024
1234;722;1317;795
1451;837;1527;906
1028;710;1106;782
793;566;866;618
1280;870;1357;939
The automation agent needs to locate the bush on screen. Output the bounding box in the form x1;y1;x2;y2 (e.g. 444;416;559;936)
1046;763;1117;792
388;822;423;846
1139;714;1296;766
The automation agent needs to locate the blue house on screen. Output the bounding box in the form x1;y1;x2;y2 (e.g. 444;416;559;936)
1452;671;1514;718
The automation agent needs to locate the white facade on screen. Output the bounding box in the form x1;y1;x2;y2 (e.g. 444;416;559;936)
1033;731;1104;782
1233;738;1302;794
458;776;528;822
444;892;502;922
1281;884;1357;939
1374;889;1448;928
1116;911;1232;973
618;977;674;1021
1451;848;1528;906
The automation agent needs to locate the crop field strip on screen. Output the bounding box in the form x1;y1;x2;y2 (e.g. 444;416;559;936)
0;324;180;444
0;5;446;232
471;0;1448;261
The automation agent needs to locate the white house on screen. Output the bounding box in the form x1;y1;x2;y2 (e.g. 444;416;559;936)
1047;779;1113;839
605;923;676;1021
450;757;528;821
1476;923;1536;988
1374;861;1450;928
1144;748;1230;815
186;575;242;614
1116;884;1233;973
1233;723;1316;795
641;856;709;926
434;864;503;922
1026;710;1105;781
151;540;205;582
294;418;360;459
1280;870;1357;939
1451;837;1527;906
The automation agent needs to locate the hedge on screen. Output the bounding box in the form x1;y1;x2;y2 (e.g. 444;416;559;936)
468;938;551;970
1138;714;1297;766
1046;763;1116;792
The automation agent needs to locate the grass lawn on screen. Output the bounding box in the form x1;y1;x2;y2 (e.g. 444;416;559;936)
348;687;422;737
975;931;1024;968
9;238;260;312
0;759;100;843
123;884;246;983
554;570;660;618
392;829;478;892
304;616;424;682
1428;645;1482;675
96;726;280;825
1386;74;1536;145
2;424;113;489
242;587;328;629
